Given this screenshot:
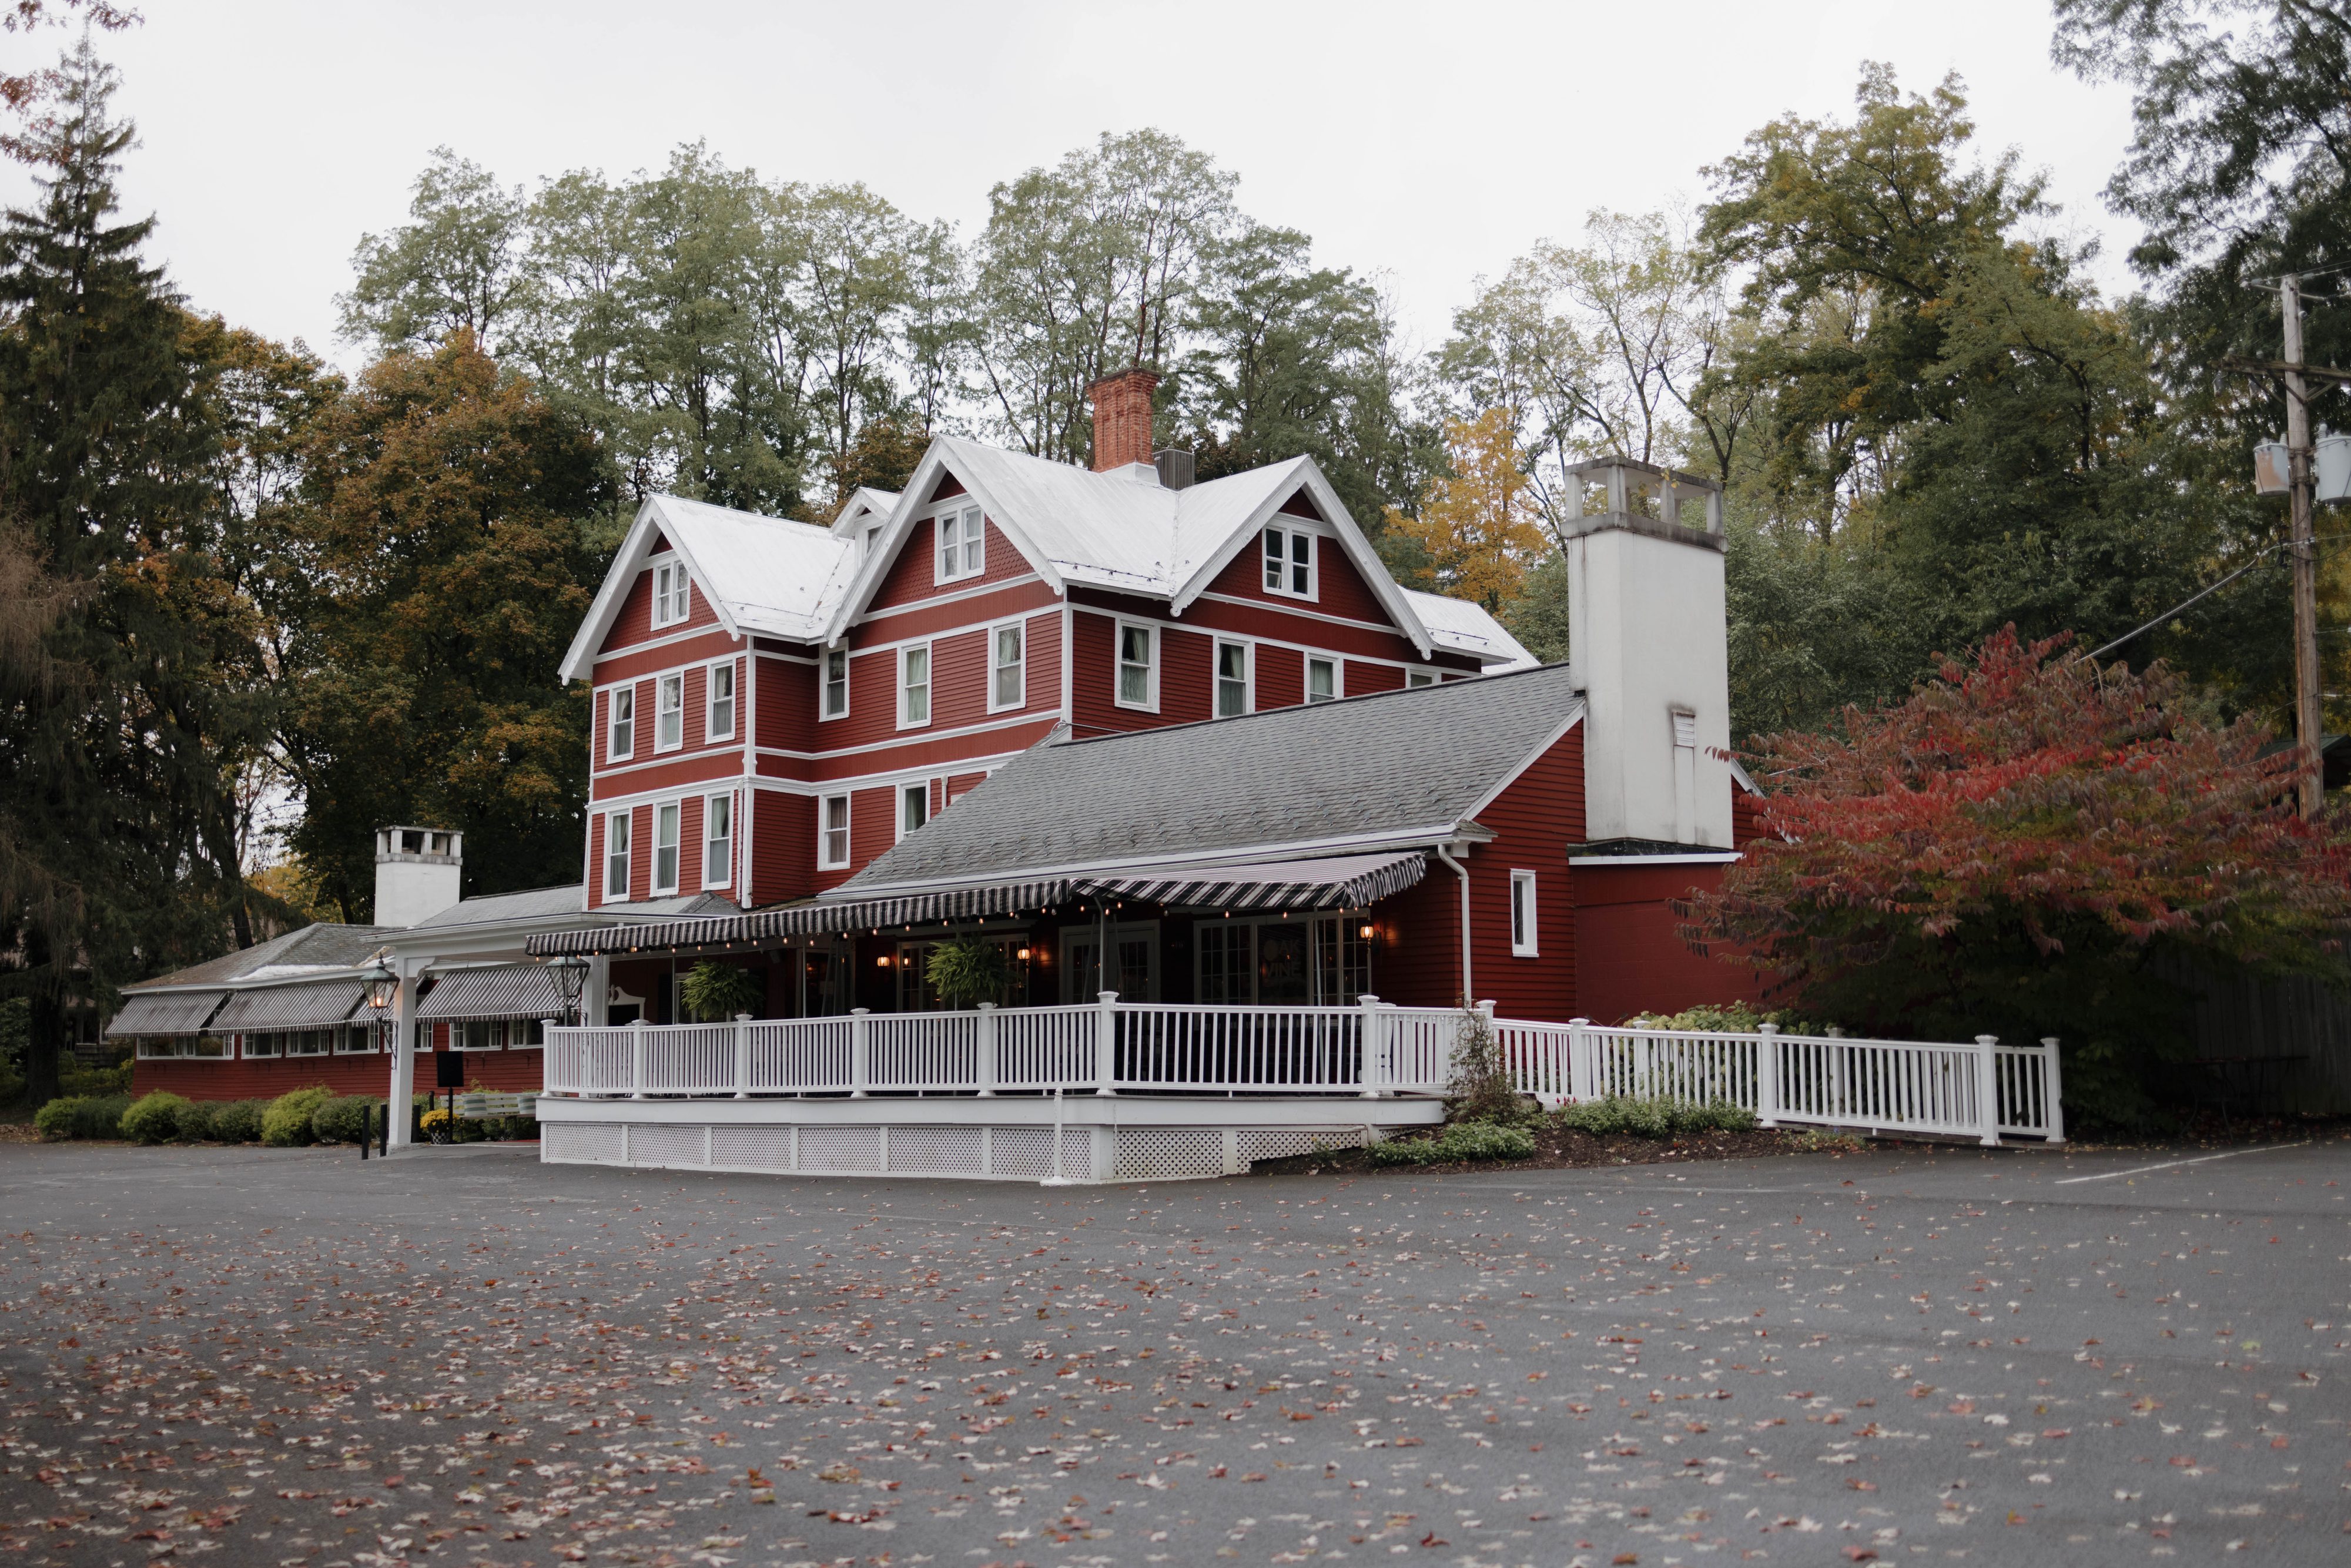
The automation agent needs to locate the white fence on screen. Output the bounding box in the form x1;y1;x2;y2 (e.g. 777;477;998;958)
541;998;2063;1144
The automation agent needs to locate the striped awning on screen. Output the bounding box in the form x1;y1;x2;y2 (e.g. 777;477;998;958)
524;855;1427;960
209;980;365;1032
105;989;226;1038
1081;852;1427;910
416;964;566;1021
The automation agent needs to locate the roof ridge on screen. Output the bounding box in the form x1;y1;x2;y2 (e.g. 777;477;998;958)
1052;660;1575;752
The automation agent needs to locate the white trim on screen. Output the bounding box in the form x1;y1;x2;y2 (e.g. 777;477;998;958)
896;779;934;843
592;748;1036;816
652;800;682;896
1059;602;1074;722
741;644;758;900
820;645;849;721
649;558;692;629
602;808;633;902
933;501;986;585
701;790;734;890
705;659;736;743
897;641;933;729
752;708;1056;762
1188;590;1427;645
817;792;853;871
590;622;743;665
1509;870;1538;957
1304;651;1342;705
560;498;751;683
824;445;1070;640
1568;851;1741;867
654;671;686;753
1406;668;1439;688
1213;636;1252;718
859;572;1046;622
1261;522;1318;601
1114;619;1158;712
988;616;1028;713
1070;601;1469;678
605;685;636;762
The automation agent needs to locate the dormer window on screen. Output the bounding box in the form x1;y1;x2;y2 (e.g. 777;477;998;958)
650;559;691;627
1263;525;1315;599
936;505;984;584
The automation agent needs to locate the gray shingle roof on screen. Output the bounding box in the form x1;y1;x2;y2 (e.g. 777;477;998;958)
122;922;403;991
845;662;1583;891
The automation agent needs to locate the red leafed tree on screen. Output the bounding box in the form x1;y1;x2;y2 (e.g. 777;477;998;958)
1680;628;2351;1122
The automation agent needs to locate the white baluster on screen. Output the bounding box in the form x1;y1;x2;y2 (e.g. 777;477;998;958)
733;1014;751;1099
1094;991;1119;1096
631;1018;647;1101
1756;1022;1780;1128
850;1008;870;1098
1972;1035;2001;1147
977;1003;997;1097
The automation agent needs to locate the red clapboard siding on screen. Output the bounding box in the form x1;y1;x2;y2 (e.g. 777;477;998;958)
133;1053;400;1103
750;789;813;906
589;753;740;804
1067;608;1159;736
867;515;1032;612
755;652;816;756
1348;658;1405;696
1170;595;1425;666
600;542;722;655
1156;626;1214;723
1573;862;1754;1025
1462;721;1582;1023
855;578;1059;645
594;628;740;684
1203;521;1395;628
1257;644;1304;710
1732;787;1764;847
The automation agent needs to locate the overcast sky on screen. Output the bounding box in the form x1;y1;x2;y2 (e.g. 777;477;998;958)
43;0;2141;372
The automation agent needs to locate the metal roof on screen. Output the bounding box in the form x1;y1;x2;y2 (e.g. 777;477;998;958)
416;964;567;1021
105;989;227;1037
209;980;366;1032
119;923;401;992
408;883;585;929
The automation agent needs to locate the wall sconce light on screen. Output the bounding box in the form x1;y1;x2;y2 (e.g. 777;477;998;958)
877;954;893;968
1016;947;1032;961
1359;923;1376;942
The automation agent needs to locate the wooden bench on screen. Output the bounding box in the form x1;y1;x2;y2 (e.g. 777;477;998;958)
456;1091;540;1121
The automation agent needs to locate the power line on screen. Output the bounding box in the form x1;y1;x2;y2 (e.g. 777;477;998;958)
2082;542;2289;662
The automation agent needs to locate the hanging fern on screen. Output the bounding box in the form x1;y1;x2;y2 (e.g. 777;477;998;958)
925;935;1013;1009
680;961;762;1021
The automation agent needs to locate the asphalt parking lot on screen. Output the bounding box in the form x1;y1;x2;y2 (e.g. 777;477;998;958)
1;1133;2345;1568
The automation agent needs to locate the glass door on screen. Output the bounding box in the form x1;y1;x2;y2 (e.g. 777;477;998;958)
1061;922;1159;1003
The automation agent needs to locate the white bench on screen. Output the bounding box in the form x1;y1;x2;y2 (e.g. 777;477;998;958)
456;1091;540;1120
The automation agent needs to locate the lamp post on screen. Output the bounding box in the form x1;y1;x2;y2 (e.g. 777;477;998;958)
548;953;591;1027
358;953;397;1155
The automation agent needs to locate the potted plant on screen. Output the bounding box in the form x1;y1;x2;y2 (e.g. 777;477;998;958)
925;935;1013;1009
679;961;763;1022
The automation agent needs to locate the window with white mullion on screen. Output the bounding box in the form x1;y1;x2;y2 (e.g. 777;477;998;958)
1214;639;1251;718
653;802;681;895
650;560;691;627
1262;524;1315;599
706;661;735;741
607;686;635;760
935;505;984;584
702;793;733;889
822;646;849;719
1510;870;1538;957
1408;668;1438;688
899;642;932;728
990;621;1026;711
1305;654;1340;703
604;810;632;900
656;672;684;750
1115;621;1156;710
818;793;851;870
899;780;930;841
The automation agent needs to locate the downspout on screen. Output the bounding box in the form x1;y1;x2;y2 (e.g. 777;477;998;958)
1434;843;1472;1007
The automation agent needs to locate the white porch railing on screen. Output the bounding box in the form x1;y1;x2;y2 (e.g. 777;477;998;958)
540;999;2064;1145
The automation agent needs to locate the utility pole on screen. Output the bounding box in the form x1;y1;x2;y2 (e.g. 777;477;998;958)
2282;274;2323;819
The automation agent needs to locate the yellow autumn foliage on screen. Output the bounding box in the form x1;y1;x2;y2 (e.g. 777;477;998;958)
1384;409;1549;611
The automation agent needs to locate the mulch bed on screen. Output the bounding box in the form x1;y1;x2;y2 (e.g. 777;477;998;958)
1254;1121;1868;1178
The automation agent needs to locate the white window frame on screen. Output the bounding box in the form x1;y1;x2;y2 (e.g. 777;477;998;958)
818;792;852;870
1262;524;1317;600
897;780;932;842
650;559;690;628
450;1018;509;1053
652;801;681;896
702;792;733;889
1114;620;1157;712
655;671;685;751
897;641;932;729
1214;638;1252;718
607;685;635;761
1305;653;1342;704
705;660;736;742
1407;668;1438;688
1510;870;1538;957
989;618;1026;712
822;646;849;721
935;504;985;585
604;809;632;900
862;524;881;560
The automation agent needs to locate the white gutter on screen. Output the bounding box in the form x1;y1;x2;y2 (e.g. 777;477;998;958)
1434;842;1473;1007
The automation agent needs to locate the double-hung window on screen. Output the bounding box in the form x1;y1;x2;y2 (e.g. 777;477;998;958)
898;642;931;728
1306;654;1340;703
1116;622;1156;709
706;661;735;741
651;559;690;626
1215;640;1251;718
607;686;635;760
822;647;848;719
1408;668;1438;688
653;802;681;894
702;793;732;888
899;781;930;840
935;505;984;583
1262;525;1315;598
991;621;1025;711
656;672;684;749
604;810;631;900
1510;870;1538;957
818;793;851;869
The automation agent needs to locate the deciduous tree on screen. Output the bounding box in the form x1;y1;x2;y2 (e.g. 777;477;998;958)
1384;410;1549;611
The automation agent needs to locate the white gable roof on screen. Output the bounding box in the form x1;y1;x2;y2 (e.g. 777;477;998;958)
1404;588;1539;669
558;494;856;681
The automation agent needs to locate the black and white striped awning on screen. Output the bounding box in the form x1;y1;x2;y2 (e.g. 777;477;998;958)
208;980;365;1032
415;964;567;1021
105;989;227;1038
523;855;1427;959
1079;852;1427;911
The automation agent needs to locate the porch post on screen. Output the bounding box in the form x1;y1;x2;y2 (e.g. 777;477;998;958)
1756;1021;1780;1128
1358;994;1384;1100
850;1008;870;1098
733;1013;751;1100
631;1018;647;1101
385;963;420;1150
1094;990;1118;1096
2040;1037;2065;1144
976;1002;997;1097
1973;1035;2002;1147
1568;1017;1590;1103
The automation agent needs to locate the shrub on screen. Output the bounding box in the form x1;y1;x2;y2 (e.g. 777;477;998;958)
173;1098;220;1141
310;1094;381;1145
1558;1095;1758;1139
60;1061;134;1098
33;1093;130;1140
1445;1009;1529;1125
261;1085;336;1147
121;1091;192;1144
1625;1002;1819;1036
1369;1121;1537;1166
209;1099;264;1144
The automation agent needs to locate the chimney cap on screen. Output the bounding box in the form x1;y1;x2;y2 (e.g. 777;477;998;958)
376;826;463;863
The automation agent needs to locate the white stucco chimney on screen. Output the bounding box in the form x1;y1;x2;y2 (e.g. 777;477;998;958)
1563;458;1732;850
373;826;463;927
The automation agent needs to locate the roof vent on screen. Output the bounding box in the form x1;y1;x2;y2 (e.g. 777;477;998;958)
1153;447;1195;491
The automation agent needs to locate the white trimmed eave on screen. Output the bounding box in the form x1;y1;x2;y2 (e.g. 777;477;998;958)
819;441;1069;644
557;497;747;682
1167;457;1437;659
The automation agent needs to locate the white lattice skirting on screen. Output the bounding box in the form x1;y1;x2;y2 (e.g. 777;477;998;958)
534;1105;1420;1190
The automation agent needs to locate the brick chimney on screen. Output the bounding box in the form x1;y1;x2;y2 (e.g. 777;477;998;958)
1087;367;1160;473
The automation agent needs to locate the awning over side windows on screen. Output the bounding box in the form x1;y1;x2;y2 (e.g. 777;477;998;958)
209;980;365;1032
416;964;566;1021
105;989;226;1037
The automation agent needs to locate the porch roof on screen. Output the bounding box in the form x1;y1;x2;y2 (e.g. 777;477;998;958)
207;980;366;1032
522;852;1428;959
415;963;571;1021
105;989;227;1038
